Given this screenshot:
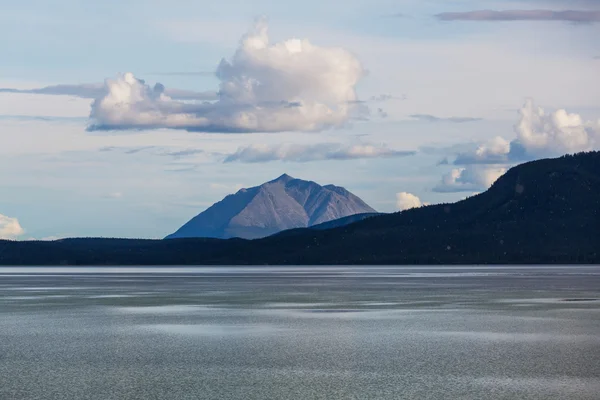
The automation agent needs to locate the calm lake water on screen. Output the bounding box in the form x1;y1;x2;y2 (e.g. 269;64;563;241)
1;266;599;399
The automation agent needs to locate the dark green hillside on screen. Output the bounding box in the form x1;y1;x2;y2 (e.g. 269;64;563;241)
1;152;598;265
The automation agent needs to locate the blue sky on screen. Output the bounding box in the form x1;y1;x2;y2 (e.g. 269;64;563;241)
1;0;599;239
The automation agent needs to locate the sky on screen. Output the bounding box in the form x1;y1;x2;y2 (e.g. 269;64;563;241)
0;0;599;240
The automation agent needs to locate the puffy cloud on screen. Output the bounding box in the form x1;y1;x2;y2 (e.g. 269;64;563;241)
396;192;423;211
513;99;600;158
0;214;25;240
454;100;600;165
436;10;600;23
454;136;511;165
224;143;415;163
0;84;216;101
88;19;365;133
410;114;482;123
434;166;506;193
438;100;599;194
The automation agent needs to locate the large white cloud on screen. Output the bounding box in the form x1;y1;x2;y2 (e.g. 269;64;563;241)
0;214;25;240
513;99;600;158
455;99;600;165
88;19;365;133
224;143;415;163
396;192;423;211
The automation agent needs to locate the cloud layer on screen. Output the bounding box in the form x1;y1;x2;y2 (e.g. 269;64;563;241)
396;192;423;211
224;143;415;163
88;19;365;133
0;214;25;240
436;10;600;23
0;85;216;101
410;114;482;123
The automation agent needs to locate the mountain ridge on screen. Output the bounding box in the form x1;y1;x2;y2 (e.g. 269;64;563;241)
1;152;598;265
165;174;376;240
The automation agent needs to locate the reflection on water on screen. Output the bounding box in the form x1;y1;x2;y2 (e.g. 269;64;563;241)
138;323;287;336
113;305;210;314
0;266;599;400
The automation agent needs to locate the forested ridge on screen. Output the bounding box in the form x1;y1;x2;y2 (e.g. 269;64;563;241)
1;152;598;265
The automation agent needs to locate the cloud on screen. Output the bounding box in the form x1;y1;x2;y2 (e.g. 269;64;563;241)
370;94;393;102
88;19;366;133
0;214;25;240
434;166;506;193
158;88;218;101
454;100;600;165
147;71;215;77
436;99;599;194
0;115;87;123
162;149;206;158
410;114;482;123
437;157;450;166
96;145;210;160
420;143;477;156
126;147;155;155
370;94;407;102
436;10;600;23
396;192;423;211
0;84;105;98
224;143;415;163
97;146;157;155
454;136;511;165
105;192;123;199
0;84;216;101
513;99;600;158
388;13;409;18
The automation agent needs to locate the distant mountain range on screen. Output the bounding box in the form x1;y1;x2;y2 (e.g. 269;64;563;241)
1;152;599;265
166;174;377;239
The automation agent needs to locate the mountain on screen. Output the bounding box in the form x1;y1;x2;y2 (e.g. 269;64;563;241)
310;212;382;230
273;212;383;238
1;152;599;265
165;174;377;239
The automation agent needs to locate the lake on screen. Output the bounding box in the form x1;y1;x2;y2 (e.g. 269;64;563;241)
1;266;599;399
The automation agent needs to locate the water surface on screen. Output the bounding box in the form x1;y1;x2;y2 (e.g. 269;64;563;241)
1;266;599;399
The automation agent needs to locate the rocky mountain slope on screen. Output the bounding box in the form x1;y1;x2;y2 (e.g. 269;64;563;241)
165;174;376;239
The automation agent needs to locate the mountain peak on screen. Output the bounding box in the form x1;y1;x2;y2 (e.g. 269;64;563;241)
271;173;294;183
166;175;376;240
